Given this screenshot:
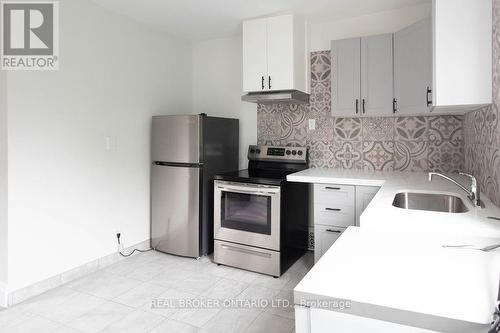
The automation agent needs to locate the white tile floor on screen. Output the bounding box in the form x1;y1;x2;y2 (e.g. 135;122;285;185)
0;250;313;333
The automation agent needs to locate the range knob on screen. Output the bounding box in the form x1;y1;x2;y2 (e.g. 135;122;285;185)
256;149;261;154
286;150;291;155
298;150;303;156
292;150;297;156
250;149;255;154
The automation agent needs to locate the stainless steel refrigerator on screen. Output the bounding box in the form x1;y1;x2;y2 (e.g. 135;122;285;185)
151;114;239;258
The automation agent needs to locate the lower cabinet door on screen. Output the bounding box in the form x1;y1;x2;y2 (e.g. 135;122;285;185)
355;186;380;226
314;225;346;263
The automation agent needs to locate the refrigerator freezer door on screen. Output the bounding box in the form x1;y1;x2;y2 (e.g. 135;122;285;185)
151;164;200;257
152;115;201;164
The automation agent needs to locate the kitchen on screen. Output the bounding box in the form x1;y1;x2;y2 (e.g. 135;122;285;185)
0;0;499;332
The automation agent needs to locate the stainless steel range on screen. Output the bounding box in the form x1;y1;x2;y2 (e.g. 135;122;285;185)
213;145;309;277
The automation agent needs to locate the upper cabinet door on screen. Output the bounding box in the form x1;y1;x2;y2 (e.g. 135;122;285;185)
331;38;361;117
360;34;394;116
242;14;307;94
432;0;492;110
243;18;268;92
267;15;294;91
394;18;432;115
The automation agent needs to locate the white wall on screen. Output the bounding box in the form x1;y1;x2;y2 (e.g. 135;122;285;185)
5;0;192;291
0;65;7;304
192;37;257;167
309;3;432;51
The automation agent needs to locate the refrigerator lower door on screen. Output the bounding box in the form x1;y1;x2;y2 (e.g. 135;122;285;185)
151;163;201;257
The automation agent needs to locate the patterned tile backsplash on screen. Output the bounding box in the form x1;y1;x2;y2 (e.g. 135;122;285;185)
464;0;500;208
257;51;465;173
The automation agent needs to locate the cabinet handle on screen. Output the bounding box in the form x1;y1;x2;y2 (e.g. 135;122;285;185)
393;98;397;113
261;76;265;90
325;208;341;212
426;87;432;107
268;76;271;89
325;186;341;190
362;99;366;114
355;99;359;114
325;229;342;233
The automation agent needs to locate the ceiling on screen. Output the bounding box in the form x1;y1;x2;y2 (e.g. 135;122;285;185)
91;0;431;41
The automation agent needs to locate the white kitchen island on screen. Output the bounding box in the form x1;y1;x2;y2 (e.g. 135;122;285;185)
288;168;500;333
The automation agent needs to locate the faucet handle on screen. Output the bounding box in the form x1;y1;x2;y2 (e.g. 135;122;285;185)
459;172;480;207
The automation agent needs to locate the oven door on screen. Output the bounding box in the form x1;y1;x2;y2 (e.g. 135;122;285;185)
214;181;281;251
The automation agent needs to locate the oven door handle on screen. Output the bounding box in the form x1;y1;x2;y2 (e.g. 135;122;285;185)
220;244;272;258
216;186;280;195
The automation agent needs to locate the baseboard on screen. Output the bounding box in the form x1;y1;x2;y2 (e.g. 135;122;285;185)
0;281;7;308
6;239;150;307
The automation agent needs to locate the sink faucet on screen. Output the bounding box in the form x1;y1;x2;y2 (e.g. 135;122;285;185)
428;172;481;207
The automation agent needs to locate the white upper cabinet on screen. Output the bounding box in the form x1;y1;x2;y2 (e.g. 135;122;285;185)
394;18;432;115
331;38;361;117
267;15;294;91
331;35;393;117
242;14;306;93
331;0;492;116
242;18;268;92
361;34;394;116
432;0;492;111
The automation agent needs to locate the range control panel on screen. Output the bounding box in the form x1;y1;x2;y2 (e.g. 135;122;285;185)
248;145;308;163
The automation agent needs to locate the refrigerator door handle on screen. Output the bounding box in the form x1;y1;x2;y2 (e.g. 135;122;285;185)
154;161;203;168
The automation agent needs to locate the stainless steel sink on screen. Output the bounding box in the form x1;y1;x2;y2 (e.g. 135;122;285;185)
392;192;469;213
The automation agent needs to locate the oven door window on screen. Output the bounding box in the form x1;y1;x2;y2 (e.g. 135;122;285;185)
221;191;272;235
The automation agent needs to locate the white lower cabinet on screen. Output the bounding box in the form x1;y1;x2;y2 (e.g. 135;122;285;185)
355;186;380;226
313;184;379;263
295;307;440;333
295;305;312;333
314;204;355;227
313;225;346;263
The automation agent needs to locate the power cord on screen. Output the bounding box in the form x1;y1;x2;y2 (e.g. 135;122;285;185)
116;233;153;257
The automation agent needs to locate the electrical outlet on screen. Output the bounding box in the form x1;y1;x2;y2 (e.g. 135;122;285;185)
308;119;316;130
116;232;123;252
105;137;112;151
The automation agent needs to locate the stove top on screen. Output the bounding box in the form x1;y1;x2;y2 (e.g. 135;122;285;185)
215;169;297;186
215;145;309;186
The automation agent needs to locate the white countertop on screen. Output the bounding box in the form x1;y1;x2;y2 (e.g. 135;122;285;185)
288;168;500;330
294;227;500;331
287;167;389;187
288;168;500;237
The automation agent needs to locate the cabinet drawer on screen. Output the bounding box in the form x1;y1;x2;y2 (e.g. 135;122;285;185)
214;240;280;277
314;184;355;205
314;203;355;227
314;225;346;263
